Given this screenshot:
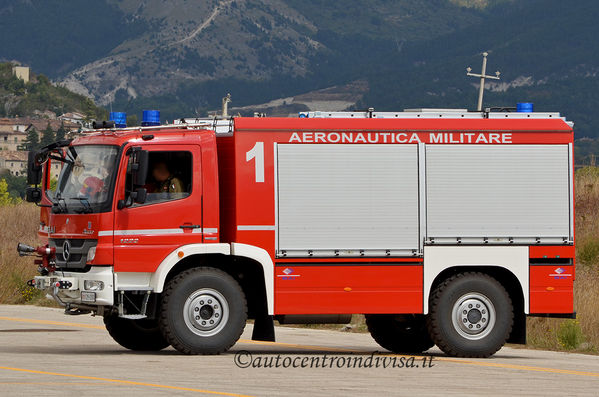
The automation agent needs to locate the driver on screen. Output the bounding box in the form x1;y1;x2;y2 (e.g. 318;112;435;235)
152;161;184;194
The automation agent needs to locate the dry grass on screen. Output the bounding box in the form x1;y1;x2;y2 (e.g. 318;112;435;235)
0;203;46;304
525;168;599;353
527;266;598;353
571;169;599;351
572;267;599;350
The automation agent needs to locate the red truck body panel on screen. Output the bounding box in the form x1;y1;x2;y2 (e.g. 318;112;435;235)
214;117;574;315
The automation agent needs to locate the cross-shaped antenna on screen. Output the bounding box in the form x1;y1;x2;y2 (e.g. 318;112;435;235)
222;93;232;117
466;52;500;111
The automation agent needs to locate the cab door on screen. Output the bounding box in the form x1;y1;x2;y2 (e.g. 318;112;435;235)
113;144;202;273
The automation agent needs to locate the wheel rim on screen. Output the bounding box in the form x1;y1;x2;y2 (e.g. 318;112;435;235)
451;293;496;340
183;288;229;337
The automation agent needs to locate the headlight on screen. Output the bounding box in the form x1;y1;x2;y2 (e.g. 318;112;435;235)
84;280;104;291
86;246;96;263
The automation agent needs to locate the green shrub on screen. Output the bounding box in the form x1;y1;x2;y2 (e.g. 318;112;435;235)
557;320;584;350
577;239;599;266
575;166;599;178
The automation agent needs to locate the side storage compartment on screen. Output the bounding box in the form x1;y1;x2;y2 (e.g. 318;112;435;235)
529;265;574;313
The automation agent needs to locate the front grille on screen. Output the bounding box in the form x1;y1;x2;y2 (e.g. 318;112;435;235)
52;239;87;249
49;238;97;269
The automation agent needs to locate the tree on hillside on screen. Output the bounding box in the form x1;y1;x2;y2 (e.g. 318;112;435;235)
0;170;26;199
55;121;66;141
127;115;139;127
83;98;97;122
40;122;55;148
19;127;40;151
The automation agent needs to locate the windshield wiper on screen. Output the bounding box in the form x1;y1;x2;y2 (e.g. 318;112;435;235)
70;197;93;213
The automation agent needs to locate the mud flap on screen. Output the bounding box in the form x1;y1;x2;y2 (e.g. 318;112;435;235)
252;314;275;342
508;311;526;344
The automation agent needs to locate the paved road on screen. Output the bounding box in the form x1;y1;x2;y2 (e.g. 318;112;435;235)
0;305;597;396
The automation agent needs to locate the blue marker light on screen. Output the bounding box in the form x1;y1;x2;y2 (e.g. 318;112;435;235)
142;110;160;126
109;112;127;128
516;103;534;113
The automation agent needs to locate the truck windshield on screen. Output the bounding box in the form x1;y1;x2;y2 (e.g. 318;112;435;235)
50;145;119;213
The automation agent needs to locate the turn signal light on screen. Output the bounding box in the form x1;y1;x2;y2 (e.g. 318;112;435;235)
86;247;96;263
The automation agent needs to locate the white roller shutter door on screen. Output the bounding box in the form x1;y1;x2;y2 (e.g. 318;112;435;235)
276;144;420;256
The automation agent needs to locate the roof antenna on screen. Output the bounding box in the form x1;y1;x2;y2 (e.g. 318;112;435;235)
222;93;231;117
466;52;500;111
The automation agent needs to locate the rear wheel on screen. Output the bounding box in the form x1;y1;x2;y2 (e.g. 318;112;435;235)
427;272;513;358
159;267;247;355
104;315;170;351
366;314;434;353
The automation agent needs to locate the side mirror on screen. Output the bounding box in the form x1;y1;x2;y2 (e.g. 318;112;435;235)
133;150;149;186
133;187;147;204
117;187;147;210
119;147;149;210
27;151;42;185
25;187;42;203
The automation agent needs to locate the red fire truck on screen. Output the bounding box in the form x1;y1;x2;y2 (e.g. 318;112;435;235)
19;106;575;357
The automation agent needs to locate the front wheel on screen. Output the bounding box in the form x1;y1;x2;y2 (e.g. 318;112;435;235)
427;272;513;358
159;267;247;355
104;315;170;351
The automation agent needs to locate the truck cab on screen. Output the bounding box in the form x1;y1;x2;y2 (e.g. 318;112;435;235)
31;127;221;307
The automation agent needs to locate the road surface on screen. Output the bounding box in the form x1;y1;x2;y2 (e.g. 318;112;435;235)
0;305;597;396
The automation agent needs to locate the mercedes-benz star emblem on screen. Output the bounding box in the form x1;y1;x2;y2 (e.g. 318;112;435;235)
62;240;71;262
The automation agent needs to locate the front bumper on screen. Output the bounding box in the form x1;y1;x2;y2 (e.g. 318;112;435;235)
33;266;114;306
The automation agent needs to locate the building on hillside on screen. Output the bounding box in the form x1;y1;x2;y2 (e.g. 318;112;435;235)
0;118;30;133
28;118;78;133
12;66;30;83
0;150;61;179
0;117;80;151
31;118;81;139
0;119;28;150
0;150;28;176
49;160;62;179
58;112;85;125
34;110;58;119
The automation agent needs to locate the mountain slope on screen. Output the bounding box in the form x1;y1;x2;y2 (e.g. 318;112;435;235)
1;0;597;147
0;0;146;76
359;0;599;138
0;1;501;105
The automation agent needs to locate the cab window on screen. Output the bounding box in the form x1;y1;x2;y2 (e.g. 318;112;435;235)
127;151;192;205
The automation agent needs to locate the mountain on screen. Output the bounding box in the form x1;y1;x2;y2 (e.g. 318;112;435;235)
0;1;508;104
1;0;598;154
359;0;599;140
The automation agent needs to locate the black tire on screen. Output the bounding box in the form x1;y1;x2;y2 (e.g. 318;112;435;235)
104;314;170;351
159;267;247;355
366;314;434;353
427;272;513;358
